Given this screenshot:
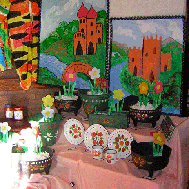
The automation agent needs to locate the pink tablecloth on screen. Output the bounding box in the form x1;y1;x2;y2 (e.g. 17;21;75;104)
24;109;189;189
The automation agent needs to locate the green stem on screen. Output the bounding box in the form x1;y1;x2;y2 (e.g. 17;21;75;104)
94;78;96;94
117;100;119;112
63;85;67;96
68;81;71;96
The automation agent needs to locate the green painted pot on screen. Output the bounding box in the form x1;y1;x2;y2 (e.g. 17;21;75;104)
29;113;63;146
89;111;130;129
79;89;112;117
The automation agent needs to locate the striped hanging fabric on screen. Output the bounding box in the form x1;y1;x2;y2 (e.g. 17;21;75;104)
0;0;40;90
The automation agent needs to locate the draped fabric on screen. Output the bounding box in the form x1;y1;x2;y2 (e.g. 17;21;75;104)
0;0;40;90
0;1;12;70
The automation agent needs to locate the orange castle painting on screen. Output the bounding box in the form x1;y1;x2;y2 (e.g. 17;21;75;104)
73;3;103;55
110;18;184;115
128;34;171;82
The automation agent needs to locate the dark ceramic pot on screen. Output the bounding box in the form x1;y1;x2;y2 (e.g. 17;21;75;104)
131;140;172;180
79;89;112;117
88;111;130;129
129;104;162;128
29;113;63;146
54;90;82;116
21;147;54;179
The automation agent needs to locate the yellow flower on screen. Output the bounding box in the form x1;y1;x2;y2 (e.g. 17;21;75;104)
139;82;149;95
42;95;54;107
113;89;125;101
153;131;166;146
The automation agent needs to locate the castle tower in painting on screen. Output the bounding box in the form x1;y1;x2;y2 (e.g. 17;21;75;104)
128;34;171;82
73;3;103;55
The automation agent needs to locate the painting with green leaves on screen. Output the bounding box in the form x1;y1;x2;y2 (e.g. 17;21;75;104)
110;16;186;115
38;0;108;89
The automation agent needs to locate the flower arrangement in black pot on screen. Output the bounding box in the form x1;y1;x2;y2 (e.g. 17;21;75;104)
131;131;172;180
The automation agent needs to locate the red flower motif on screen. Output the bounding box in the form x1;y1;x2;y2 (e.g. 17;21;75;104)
115;144;119;149
93;140;97;145
65;103;70;109
119;141;124;146
59;104;65;108
74;135;77;138
112;119;116;123
97;118;101;122
98;132;103;137
78;127;81;130
106;154;112;159
99;139;104;145
104;118;110;123
79;133;82;137
86;104;90;109
72;124;75;128
69;130;72;134
73;128;78;133
136;113;141;118
101;78;109;89
154;81;163;94
125;141;130;146
91;132;96;138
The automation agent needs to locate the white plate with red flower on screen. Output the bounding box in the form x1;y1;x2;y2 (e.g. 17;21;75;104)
108;129;133;159
64;118;85;145
84;124;109;152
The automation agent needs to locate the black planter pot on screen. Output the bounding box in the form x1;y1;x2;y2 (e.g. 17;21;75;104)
54;90;82;116
129;104;162;128
20;147;54;179
131;140;172;180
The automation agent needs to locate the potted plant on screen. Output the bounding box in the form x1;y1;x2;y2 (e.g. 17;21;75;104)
18;124;54;178
79;67;112;117
54;70;82;116
89;89;130;129
131;131;171;180
29;94;63;146
129;81;163;127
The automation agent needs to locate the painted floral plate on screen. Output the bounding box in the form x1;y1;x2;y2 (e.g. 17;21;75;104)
108;129;133;159
64;118;85;145
84;124;109;152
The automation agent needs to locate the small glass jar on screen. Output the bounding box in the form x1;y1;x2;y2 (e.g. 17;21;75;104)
13;106;24;120
4;104;13;119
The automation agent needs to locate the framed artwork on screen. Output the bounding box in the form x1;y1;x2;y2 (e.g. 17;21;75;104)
38;0;108;89
109;16;186;116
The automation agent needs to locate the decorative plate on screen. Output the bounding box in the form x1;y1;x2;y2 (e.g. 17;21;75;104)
108;129;133;159
64;118;85;145
84;124;109;152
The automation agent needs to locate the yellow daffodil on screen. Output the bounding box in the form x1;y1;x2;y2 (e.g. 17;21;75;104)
153;131;166;146
139;82;149;95
113;89;125;101
42;95;54;107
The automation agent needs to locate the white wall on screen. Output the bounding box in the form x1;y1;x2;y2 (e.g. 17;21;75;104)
109;0;187;17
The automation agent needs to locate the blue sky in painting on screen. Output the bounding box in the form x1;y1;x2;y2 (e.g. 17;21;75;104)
112;18;183;48
40;0;107;42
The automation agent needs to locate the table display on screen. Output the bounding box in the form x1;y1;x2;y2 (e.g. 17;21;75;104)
1;109;188;189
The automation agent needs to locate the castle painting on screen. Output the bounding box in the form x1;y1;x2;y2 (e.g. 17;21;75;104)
110;17;184;115
128;34;171;82
38;0;107;88
73;3;103;55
